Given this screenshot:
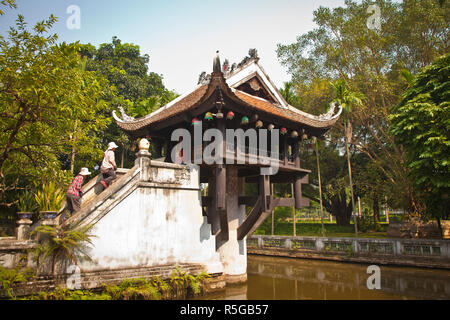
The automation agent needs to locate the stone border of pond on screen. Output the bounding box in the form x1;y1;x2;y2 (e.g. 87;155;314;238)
247;235;450;269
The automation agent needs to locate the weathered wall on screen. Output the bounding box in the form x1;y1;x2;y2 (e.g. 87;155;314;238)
78;163;223;275
0;238;36;269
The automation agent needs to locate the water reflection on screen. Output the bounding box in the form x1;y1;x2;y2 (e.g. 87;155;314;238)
200;255;450;300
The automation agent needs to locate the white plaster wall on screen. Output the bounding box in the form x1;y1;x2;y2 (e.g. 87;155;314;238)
80;166;222;274
217;167;247;276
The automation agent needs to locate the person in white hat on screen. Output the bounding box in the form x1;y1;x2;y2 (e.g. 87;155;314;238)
100;142;118;189
66;167;91;214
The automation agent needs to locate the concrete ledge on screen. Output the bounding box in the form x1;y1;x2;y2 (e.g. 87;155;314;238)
149;160;188;170
0;239;37;250
1;263;225;299
138;181;201;191
247;247;450;269
247;235;450;269
225;273;248;285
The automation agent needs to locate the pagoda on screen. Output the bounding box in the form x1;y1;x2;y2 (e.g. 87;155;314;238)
114;49;341;282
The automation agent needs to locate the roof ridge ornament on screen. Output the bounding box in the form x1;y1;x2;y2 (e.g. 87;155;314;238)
237;48;259;69
197;71;211;85
213;50;221;73
317;102;342;120
198;49;258;85
112;106;135;123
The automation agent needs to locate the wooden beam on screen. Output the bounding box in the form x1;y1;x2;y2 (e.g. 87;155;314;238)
238;196;259;206
237;197;262;240
294;173;310;209
272;197;295;207
216;209;229;249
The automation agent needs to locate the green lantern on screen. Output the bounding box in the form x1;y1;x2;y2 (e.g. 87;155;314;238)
241;116;249;125
205;112;214;121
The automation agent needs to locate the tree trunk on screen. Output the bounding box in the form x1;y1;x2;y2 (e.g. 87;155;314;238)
373;196;380;223
373;195;380;231
325;193;352;226
315;141;325;237
70;147;76;174
334;212;351;226
344;120;358;236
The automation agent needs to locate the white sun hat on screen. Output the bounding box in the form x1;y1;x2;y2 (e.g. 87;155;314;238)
79;167;92;176
108;142;119;150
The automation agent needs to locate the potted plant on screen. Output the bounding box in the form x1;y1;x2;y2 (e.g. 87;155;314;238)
17;189;37;219
34;182;65;219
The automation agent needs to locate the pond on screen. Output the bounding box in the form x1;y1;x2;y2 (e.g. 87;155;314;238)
198;255;450;300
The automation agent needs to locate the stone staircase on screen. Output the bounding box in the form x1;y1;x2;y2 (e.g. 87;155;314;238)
31;166;141;230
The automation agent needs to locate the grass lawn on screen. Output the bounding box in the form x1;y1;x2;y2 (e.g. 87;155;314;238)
255;221;389;238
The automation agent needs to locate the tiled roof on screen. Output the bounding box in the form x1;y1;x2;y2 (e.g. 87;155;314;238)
115;84;208;132
232;90;340;129
115;71;340;133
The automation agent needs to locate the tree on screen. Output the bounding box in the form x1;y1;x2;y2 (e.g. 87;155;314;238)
390;53;450;220
0;14;111;210
0;0;15;15
280;78;356;226
300;141;356;226
79;37;179;168
280;82;300;107
277;0;449;215
331;80;364;233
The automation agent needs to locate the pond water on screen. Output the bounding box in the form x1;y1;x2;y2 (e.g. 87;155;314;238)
198;255;450;300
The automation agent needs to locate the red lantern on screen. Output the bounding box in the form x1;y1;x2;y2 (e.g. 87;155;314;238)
191;118;201;125
280;127;287;135
226;111;235;120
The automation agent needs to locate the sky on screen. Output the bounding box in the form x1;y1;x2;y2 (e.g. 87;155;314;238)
0;0;347;94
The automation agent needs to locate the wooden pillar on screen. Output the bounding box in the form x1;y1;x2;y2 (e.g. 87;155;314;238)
294;175;303;209
259;175;271;212
291;183;296;236
385;195;389;223
358;196;362;218
283;137;288;167
207;175;220;235
293;140;300;168
216;165;226;210
271;184;274;236
163;140;170;162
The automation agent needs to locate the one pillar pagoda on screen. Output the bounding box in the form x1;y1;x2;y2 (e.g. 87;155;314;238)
114;49;341;283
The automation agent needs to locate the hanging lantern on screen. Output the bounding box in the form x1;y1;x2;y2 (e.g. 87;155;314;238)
226;111;235;120
268;124;275;131
291;130;298;138
280;127;287;135
204;112;214;121
216;111;224;119
251;114;259;122
241;116;249;125
302;133;308;140
255;120;263;128
191;117;201;125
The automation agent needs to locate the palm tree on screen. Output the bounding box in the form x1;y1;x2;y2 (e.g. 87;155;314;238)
331;80;364;237
280;82;300;106
32;223;95;276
